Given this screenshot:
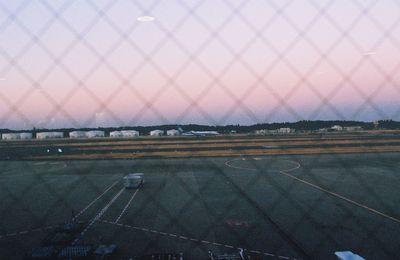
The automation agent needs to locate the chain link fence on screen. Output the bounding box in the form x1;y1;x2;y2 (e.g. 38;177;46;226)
1;0;400;259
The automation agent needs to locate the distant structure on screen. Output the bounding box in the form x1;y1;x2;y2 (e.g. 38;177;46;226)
36;132;64;139
121;130;139;137
69;131;86;138
150;130;164;136
344;126;363;131
167;129;180;136
110;131;123;137
331;125;343;131
86;130;105;138
255;128;294;135
278;128;295;134
1;132;33;140
110;130;139;137
1;133;20;140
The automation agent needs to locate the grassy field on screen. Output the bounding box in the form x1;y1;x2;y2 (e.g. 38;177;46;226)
1;153;400;259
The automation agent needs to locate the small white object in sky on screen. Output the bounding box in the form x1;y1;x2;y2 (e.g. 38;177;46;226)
58;148;62;153
364;51;376;56
137;16;156;22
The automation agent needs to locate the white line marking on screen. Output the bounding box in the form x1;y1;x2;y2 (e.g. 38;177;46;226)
114;188;140;223
100;220;294;259
226;157;400;225
225;158;257;171
73;180;119;221
72;187;124;245
280;168;400;224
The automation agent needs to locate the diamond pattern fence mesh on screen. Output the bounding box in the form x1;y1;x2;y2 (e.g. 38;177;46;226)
1;0;400;259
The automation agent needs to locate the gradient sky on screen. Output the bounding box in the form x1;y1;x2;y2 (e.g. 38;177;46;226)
1;0;400;129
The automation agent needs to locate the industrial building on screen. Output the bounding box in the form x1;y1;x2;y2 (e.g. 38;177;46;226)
167;129;180;136
110;131;123;137
110;130;139;137
86;130;105;138
121;130;139;137
36;132;64;139
150;130;164;136
1;133;21;140
278;128;295;134
344;126;363;131
331;125;343;131
69;131;86;138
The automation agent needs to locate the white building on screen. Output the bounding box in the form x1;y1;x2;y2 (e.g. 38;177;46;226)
86;130;105;138
150;130;164;136
1;133;20;140
110;131;123;137
331;125;343;131
278;128;295;134
121;130;139;137
344;126;363;131
69;131;86;138
255;129;277;135
36;132;64;139
166;129;180;136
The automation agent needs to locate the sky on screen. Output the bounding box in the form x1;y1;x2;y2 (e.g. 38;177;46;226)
0;0;400;129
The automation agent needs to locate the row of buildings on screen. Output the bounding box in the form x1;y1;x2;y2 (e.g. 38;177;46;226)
254;125;364;135
0;129;183;140
254;128;295;135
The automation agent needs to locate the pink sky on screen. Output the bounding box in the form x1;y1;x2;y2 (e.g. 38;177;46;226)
1;0;399;129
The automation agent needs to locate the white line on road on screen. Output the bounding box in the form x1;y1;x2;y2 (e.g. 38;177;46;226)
73;180;120;221
72;187;124;245
225;157;400;225
100;220;297;258
279;168;400;224
114;188;140;223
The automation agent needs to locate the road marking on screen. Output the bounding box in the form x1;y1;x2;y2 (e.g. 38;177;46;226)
280;168;400;224
0;226;54;240
224;158;257;171
73;180;120;221
73;187;124;245
114;188;140;223
100;220;298;259
226;157;400;225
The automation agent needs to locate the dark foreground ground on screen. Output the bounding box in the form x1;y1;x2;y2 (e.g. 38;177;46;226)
1;153;400;259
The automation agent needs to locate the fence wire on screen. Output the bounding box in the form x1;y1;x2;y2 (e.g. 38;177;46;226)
1;0;400;259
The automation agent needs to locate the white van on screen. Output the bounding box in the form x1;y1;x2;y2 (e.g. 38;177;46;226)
123;173;144;189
